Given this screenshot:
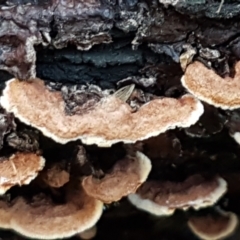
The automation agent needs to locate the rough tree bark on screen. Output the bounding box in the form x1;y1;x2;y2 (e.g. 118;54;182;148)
1;0;240;239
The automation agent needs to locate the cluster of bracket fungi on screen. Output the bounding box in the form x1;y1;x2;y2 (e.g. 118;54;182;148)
1;0;240;239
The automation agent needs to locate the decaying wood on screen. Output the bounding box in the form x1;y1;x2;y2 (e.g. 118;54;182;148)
0;0;240;239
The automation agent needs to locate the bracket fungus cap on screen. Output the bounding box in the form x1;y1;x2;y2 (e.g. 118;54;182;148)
188;209;238;240
82;151;152;203
128;175;227;216
230;132;240;145
181;61;240;110
40;163;70;188
0;152;45;194
0;78;204;147
0;183;103;239
77;225;97;240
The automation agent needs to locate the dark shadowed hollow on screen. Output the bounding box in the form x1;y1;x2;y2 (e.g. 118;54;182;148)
1;0;240;239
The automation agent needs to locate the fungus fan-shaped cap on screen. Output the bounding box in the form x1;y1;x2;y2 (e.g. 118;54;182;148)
1;78;204;147
77;225;97;239
0;152;45;194
181;61;240;110
188;209;238;240
0;183;103;239
230;132;240;145
40;163;70;188
0;201;12;229
82;151;152;203
128;175;227;216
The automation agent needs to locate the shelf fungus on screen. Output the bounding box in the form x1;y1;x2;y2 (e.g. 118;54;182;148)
0;78;204;147
230;132;240;145
128;175;227;216
188;209;238;240
77;225;97;240
0;152;45;194
181;61;240;110
39;163;70;188
0;183;103;239
82;151;151;203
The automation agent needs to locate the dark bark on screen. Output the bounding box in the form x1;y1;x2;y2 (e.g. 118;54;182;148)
1;1;240;240
0;0;240;82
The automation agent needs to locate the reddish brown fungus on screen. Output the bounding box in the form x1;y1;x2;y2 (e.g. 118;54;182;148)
1;78;204;147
